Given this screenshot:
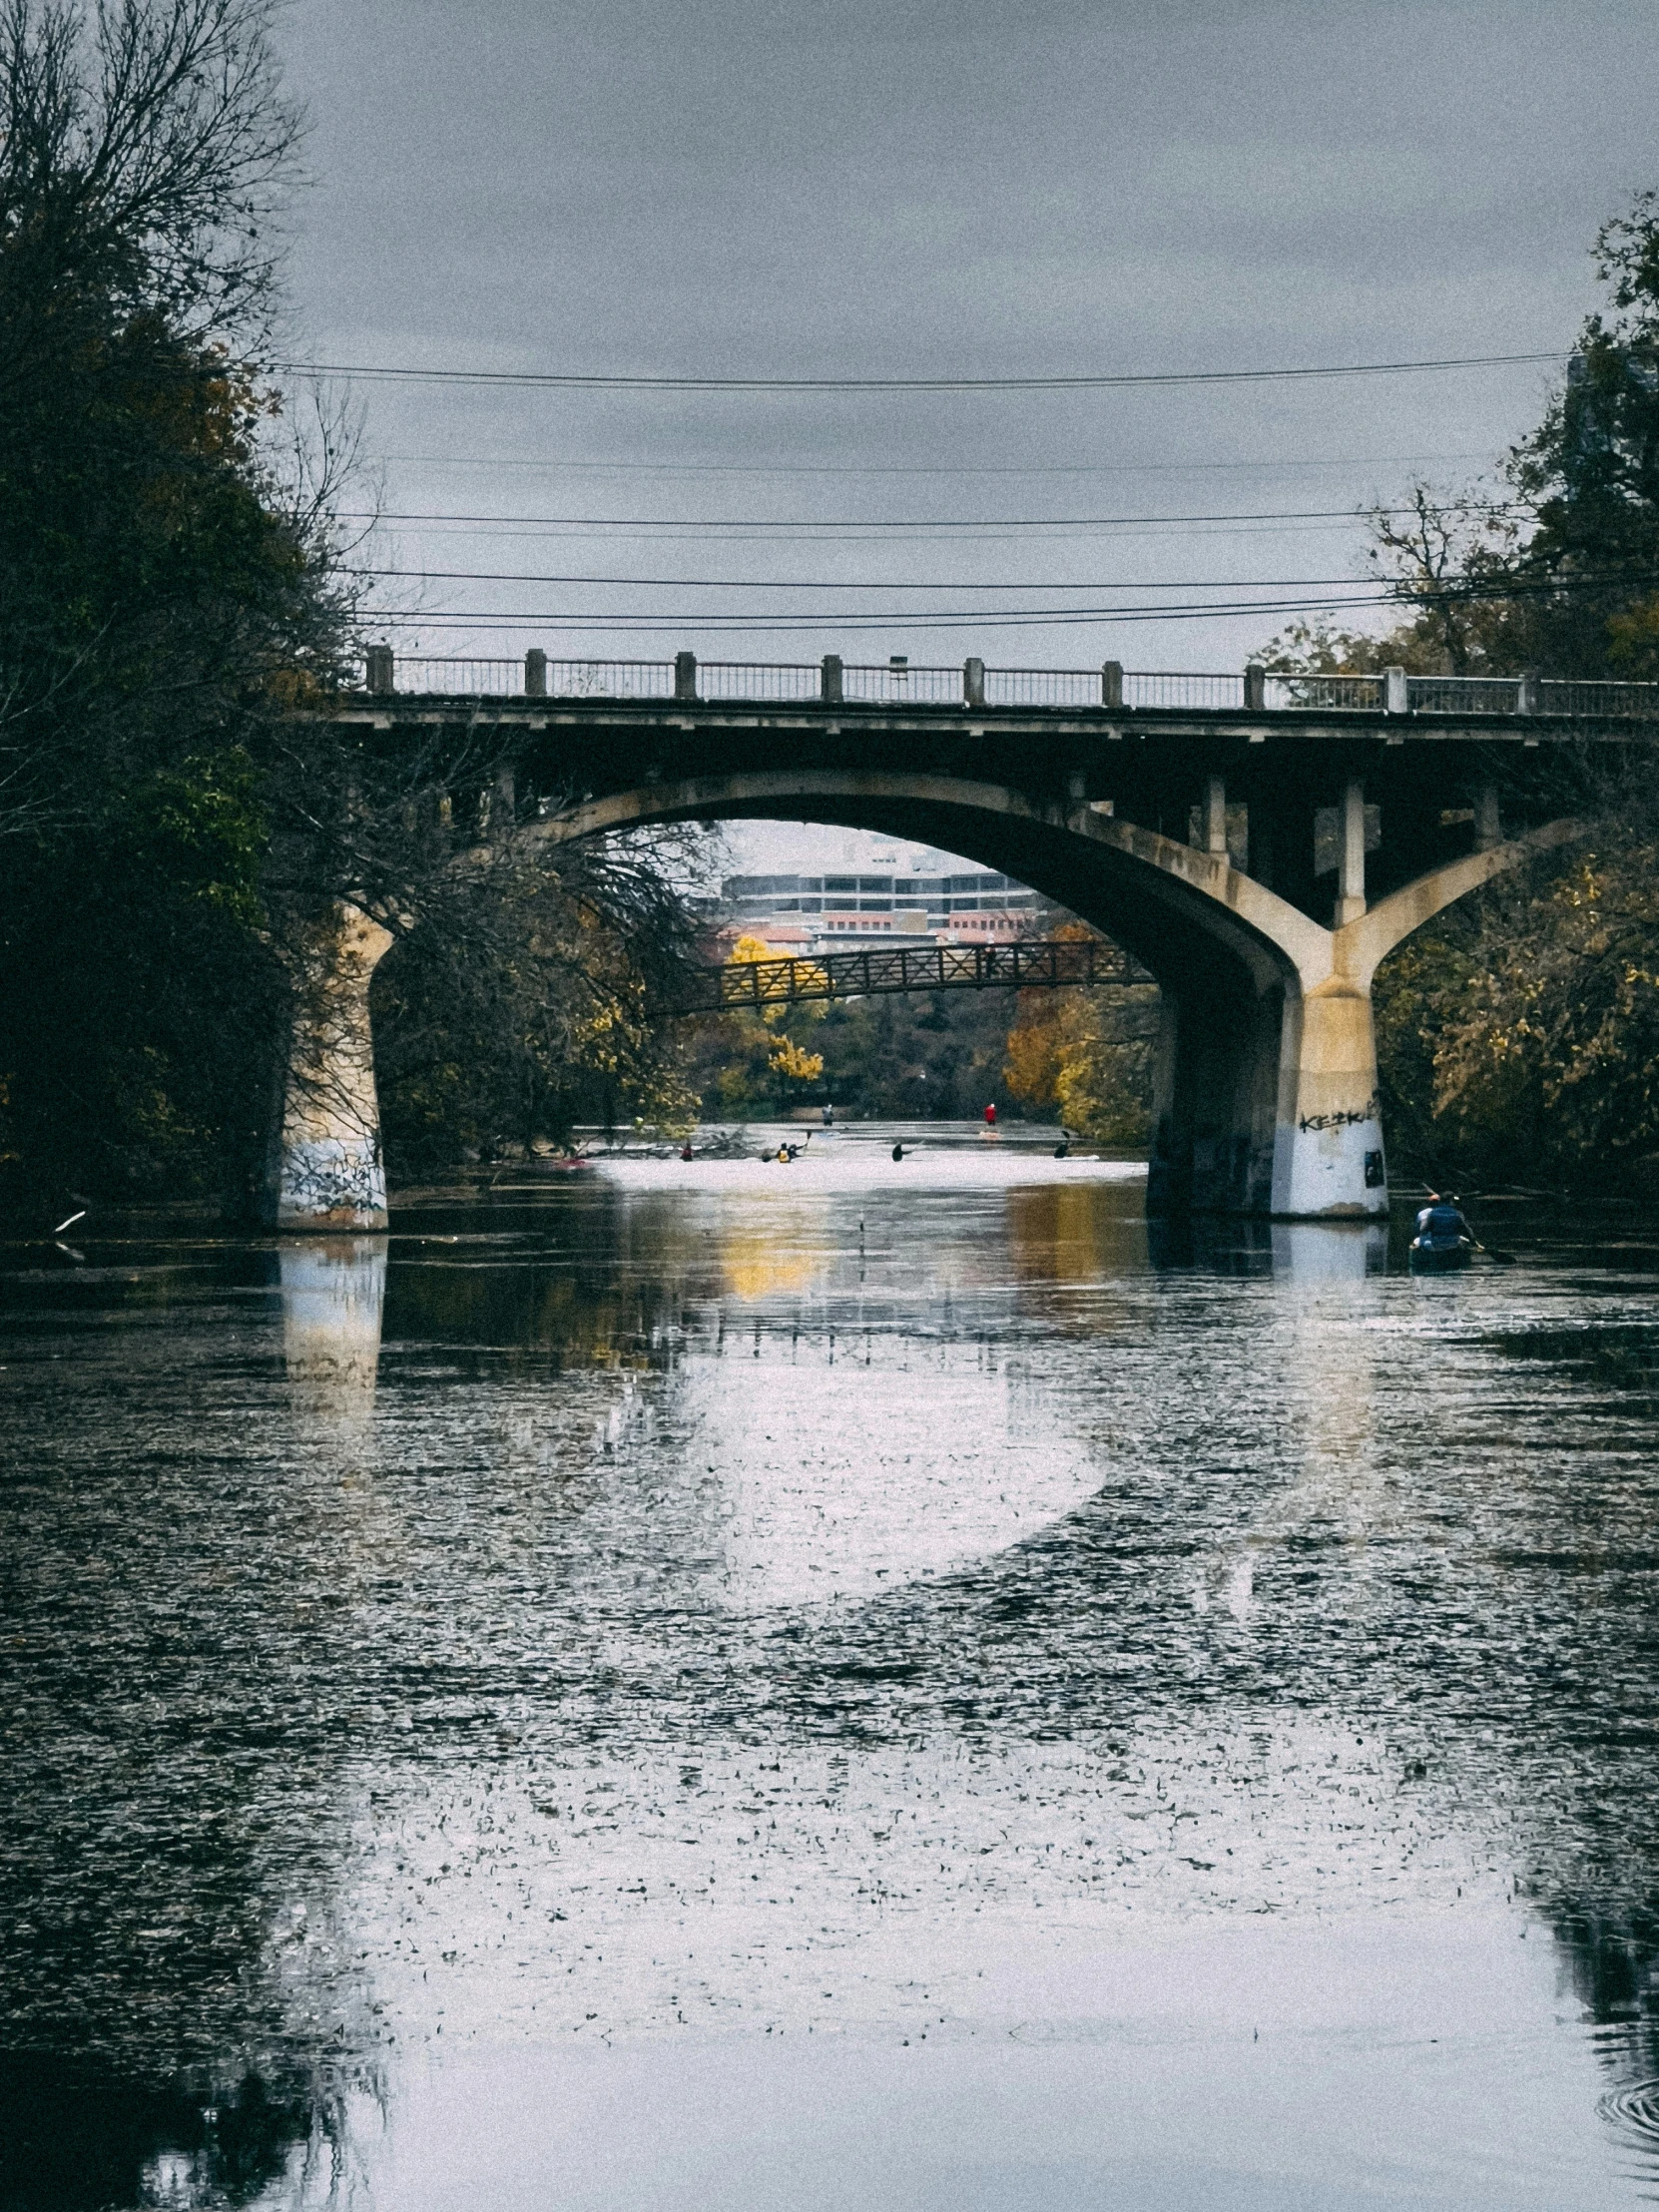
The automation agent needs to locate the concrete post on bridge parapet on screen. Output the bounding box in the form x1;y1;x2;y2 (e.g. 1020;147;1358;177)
266;902;395;1232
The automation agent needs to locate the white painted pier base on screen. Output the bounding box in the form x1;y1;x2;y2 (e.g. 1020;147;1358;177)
270;902;395;1232
1271;979;1386;1218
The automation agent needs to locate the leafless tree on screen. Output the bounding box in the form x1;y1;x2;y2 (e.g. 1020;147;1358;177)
0;0;298;343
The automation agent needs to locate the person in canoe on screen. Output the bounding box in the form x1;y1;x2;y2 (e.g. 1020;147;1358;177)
1410;1192;1473;1269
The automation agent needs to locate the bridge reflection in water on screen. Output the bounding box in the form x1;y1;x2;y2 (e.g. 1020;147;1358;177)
278;1236;387;1419
8;1153;1659;2207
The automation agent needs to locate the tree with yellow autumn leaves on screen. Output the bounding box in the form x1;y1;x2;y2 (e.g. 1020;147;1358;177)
1001;925;1158;1144
696;936;827;1116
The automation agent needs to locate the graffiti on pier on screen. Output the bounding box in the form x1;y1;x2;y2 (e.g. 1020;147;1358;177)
1299;1093;1382;1135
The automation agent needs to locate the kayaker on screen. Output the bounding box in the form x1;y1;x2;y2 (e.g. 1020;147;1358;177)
1414;1192;1471;1245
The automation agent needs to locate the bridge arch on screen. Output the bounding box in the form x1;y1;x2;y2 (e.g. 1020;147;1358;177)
537;769;1312;993
266;764;1580;1231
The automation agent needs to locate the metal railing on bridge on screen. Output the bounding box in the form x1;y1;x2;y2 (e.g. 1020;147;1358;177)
666;935;1150;1016
357;647;1659;721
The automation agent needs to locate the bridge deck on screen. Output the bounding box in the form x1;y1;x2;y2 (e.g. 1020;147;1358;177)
336;653;1659;744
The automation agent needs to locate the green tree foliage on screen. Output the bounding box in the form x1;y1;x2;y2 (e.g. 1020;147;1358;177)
1258;193;1659;1186
684;934;827;1119
1372;829;1659;1186
816;987;1011;1121
372;832;704;1170
0;0;351;1203
1507;196;1659;677
681;961;1022;1123
1266;196;1659;685
0;0;703;1206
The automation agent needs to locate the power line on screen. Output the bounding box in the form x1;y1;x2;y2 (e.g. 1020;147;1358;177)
350;501;1522;532
380;448;1490;478
362;595;1404;631
361;590;1407;627
286;349;1563;394
357;566;1659;635
353;566;1413;592
364;523;1372;549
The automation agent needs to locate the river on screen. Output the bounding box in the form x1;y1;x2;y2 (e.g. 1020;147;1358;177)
4;1123;1659;2208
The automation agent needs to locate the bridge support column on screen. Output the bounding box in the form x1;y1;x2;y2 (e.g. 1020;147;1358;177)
1203;774;1228;856
1147;978;1281;1216
1334;779;1367;928
1270;978;1385;1218
267;902;395;1232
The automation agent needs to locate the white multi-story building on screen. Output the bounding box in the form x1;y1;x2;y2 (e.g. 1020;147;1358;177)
724;859;1042;951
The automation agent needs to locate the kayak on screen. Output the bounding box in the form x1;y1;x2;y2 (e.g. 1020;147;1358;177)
1409;1236;1471;1273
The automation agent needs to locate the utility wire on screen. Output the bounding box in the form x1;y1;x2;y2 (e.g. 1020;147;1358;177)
358;567;1659;635
379;448;1490;477
287;349;1562;393
362;598;1416;632
364;523;1375;548
351;566;1463;591
349;501;1524;531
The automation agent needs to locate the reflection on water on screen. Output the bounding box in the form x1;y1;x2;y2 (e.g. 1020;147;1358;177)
5;1135;1659;2206
0;2061;329;2212
279;1237;386;1418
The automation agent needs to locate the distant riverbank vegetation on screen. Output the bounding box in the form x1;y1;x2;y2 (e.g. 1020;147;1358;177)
0;0;699;1211
1000;926;1159;1144
678;921;1157;1140
1263;192;1659;1190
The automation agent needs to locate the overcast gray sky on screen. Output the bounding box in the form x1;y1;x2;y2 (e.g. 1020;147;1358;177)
276;0;1658;691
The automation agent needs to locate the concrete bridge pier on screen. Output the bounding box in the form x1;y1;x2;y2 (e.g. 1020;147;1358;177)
1147;968;1383;1221
1147;977;1283;1216
267;901;395;1232
1133;776;1387;1221
1144;809;1580;1221
1270;975;1386;1218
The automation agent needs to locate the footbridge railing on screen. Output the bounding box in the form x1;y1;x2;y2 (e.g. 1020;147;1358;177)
665;935;1152;1016
358;648;1659;721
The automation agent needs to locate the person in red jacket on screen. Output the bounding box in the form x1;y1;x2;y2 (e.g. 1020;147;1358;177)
983;1103;997;1127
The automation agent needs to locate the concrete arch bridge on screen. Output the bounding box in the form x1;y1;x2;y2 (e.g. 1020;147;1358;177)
272;651;1644;1231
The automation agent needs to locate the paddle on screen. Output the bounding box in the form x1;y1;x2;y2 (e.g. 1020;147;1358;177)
1468;1233;1520;1265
